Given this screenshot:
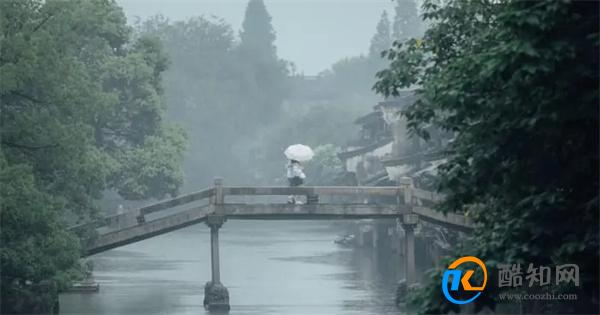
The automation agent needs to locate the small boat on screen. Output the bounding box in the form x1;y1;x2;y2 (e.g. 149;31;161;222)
334;234;356;247
65;280;99;293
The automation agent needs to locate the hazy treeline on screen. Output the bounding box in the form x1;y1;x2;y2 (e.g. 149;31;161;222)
135;0;423;188
135;8;290;187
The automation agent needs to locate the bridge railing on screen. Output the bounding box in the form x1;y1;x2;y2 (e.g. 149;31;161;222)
216;180;471;230
222;186;402;204
71;177;451;233
137;188;215;216
222;181;444;202
70;187;215;233
223;186;401;196
412;187;445;204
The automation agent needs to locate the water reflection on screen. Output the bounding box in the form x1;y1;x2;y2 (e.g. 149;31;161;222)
61;220;404;315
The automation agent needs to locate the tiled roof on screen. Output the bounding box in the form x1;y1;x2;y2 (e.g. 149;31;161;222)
338;137;393;160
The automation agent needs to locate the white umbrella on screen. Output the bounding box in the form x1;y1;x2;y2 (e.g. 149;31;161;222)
284;144;314;162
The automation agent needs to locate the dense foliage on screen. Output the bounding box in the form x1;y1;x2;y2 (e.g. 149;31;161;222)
237;0;290;124
375;0;598;313
0;0;185;312
303;144;344;185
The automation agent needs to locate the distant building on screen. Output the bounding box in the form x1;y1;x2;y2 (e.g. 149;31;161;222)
336;91;416;251
338;89;450;189
337;90;454;260
338;90;418;186
337;107;393;186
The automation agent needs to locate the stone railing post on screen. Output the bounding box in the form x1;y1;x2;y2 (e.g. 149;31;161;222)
207;215;225;284
399;176;413;205
213;177;224;212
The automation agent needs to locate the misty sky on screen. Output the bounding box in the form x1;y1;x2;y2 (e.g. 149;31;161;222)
117;0;395;75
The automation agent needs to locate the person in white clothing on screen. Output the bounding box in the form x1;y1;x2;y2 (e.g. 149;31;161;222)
286;159;305;204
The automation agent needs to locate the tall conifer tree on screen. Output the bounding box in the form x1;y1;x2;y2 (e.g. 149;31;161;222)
369;10;392;58
392;0;423;41
237;0;288;125
239;0;276;60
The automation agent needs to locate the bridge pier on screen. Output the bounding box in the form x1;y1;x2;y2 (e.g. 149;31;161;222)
402;217;417;284
204;178;230;312
204;215;229;311
399;177;418;286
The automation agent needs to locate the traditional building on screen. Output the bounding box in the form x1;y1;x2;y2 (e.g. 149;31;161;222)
338;90;419;186
337;109;390;187
337;90;453;268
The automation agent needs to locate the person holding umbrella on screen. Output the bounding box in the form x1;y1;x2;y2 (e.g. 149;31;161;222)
284;144;314;204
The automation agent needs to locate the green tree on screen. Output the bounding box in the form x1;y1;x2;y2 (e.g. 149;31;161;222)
392;0;423;42
1;0;185;311
370;10;392;58
375;0;598;313
0;155;80;314
304;144;344;185
319;56;380;101
239;0;276;60
237;0;289;124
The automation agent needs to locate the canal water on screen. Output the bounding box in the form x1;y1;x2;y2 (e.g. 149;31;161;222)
60;220;403;315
